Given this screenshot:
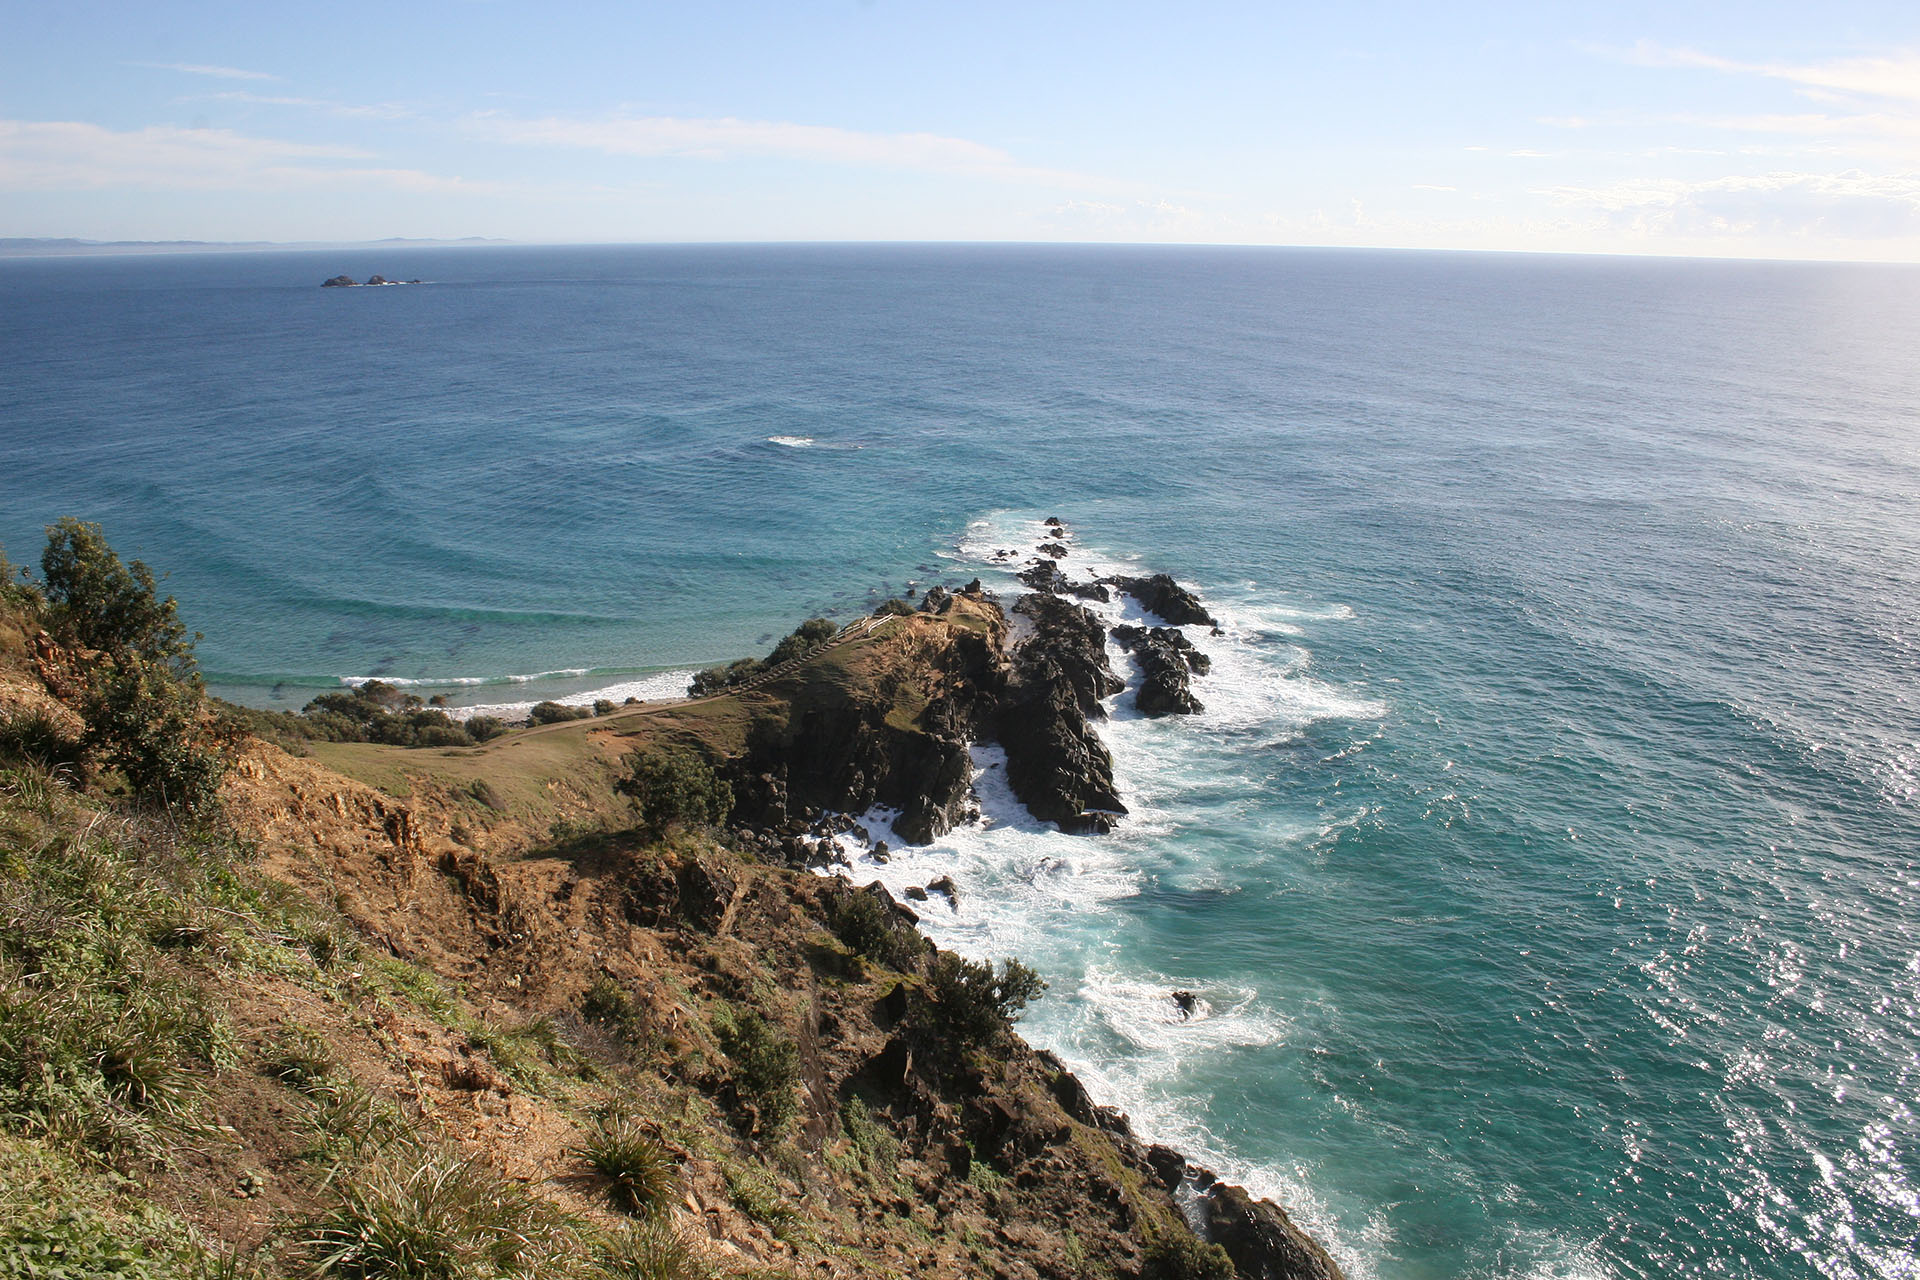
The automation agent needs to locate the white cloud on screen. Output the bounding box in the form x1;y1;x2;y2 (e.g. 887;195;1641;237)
132;61;277;81
479;113;1095;186
196;90;413;120
1536;170;1920;240
0;120;491;194
1628;42;1920;107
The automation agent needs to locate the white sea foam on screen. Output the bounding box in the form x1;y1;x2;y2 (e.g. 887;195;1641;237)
817;512;1390;1280
337;668;591;689
767;434;815;447
434;668;696;720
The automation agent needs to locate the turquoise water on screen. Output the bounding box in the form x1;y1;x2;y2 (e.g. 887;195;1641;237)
4;245;1918;1278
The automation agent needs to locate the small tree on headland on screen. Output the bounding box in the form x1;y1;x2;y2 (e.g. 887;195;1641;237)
41;518;195;671
37;519;230;815
616;746;733;836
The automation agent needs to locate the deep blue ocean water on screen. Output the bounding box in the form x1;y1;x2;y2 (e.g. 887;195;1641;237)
3;244;1918;1279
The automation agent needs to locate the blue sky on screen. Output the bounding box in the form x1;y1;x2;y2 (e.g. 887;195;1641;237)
4;1;1919;259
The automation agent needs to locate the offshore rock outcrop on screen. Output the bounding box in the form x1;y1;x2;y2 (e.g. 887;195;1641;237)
1112;623;1210;716
1108;571;1218;627
997;592;1127;832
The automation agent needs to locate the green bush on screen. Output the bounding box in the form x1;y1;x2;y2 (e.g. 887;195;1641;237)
575;1117;679;1217
581;977;645;1043
715;1009;798;1134
615;749;732;836
827;889;924;972
528;701;591;725
875;598;915;617
464;716;506;743
764;618;837;667
687;658;762;698
39;519;192;669
78;657;231;816
1142;1227;1236;1280
0;543;43;612
925;953;1046;1051
593;699;618;717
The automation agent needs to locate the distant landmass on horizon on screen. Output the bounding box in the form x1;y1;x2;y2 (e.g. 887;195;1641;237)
0;236;513;258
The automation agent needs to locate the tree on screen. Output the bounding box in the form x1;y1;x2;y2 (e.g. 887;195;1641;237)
36;520;229;815
616;747;733;835
40;518;194;672
925;953;1046;1050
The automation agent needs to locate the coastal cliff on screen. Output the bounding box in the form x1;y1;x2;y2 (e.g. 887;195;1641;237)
0;526;1342;1280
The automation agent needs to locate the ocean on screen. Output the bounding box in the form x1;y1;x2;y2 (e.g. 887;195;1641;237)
3;243;1917;1279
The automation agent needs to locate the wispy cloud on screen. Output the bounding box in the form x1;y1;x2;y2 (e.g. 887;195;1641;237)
478;113;1096;186
131;61;277;81
1538;169;1920;239
0;120;491;193
195;90;413;120
1625;41;1920;106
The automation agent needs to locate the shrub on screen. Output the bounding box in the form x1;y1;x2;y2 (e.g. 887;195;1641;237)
575;1116;679;1217
715;1009;798;1134
582;976;646;1043
78;657;231;815
0;542;44;611
827;889;924;972
528;701;591;725
925;953;1046;1051
616;748;732;836
1142;1227;1236;1280
593;699;618;717
764;618;837;667
464;716;505;743
687;658;761;698
875;597;915;616
39;518;192;669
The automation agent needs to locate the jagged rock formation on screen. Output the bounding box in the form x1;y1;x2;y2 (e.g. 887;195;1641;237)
1112;623;1210;716
997;593;1127;833
1107;571;1218;627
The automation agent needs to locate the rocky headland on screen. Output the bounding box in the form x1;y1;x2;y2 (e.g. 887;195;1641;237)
0;519;1343;1280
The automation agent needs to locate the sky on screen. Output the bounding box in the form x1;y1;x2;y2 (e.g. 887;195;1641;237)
3;1;1920;260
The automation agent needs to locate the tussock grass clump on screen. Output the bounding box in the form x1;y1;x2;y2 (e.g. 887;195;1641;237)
592;1221;715;1280
576;1116;679;1217
291;1153;567;1279
0;706;83;777
265;1025;337;1092
298;1079;413;1164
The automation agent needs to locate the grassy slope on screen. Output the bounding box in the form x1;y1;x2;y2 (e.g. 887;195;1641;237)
0;596;1227;1280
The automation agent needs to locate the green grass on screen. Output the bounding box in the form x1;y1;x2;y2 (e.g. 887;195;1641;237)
575;1116;680;1217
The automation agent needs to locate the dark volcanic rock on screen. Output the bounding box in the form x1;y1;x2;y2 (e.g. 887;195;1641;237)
1111;624;1206;717
1205;1182;1347;1280
321;275;356;287
367;274;392;285
1019;559;1072;594
997;594;1126;833
1108;572;1216;626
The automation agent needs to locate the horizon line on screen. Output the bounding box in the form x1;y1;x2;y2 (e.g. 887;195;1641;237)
1;235;1914;270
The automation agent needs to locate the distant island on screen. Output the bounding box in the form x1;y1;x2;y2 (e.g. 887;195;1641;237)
321;274;423;287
